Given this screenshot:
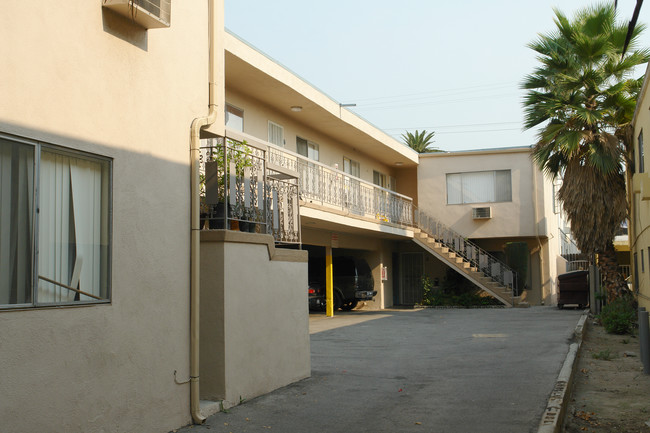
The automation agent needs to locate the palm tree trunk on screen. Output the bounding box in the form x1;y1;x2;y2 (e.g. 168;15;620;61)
597;241;627;302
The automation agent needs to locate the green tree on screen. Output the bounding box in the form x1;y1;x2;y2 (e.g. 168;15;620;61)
522;3;649;301
401;130;441;153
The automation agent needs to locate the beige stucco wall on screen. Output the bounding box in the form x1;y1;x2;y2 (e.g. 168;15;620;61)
0;2;212;432
632;64;650;311
225;89;409;192
200;231;310;405
418;149;546;238
417;148;562;305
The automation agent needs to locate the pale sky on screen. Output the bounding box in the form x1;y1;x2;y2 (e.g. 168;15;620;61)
225;1;650;152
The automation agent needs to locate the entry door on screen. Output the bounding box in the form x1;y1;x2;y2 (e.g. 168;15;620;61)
400;253;424;305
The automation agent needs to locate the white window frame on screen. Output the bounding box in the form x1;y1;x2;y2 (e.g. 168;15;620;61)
0;133;112;309
268;121;284;147
373;170;388;188
373;170;395;191
225;104;244;132
446;169;512;205
343;157;360;178
297;137;319;161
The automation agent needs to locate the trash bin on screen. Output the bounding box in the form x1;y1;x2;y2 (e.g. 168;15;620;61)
557;270;589;309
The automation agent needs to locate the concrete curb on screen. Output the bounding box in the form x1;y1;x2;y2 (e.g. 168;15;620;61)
537;310;589;433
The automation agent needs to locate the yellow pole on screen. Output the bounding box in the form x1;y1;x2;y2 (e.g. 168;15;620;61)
326;246;334;317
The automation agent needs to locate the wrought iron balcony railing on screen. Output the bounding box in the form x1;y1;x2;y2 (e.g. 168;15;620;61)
267;144;414;227
199;135;300;244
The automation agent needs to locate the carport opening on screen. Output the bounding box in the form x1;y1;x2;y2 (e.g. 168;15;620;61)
304;244;376;314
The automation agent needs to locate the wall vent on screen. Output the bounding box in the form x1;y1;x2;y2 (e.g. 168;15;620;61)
472;207;492;219
103;0;171;29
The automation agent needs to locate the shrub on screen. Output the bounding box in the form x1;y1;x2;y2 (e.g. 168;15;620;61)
419;272;501;307
599;297;636;335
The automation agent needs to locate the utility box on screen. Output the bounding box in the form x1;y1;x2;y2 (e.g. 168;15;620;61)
558;270;589;309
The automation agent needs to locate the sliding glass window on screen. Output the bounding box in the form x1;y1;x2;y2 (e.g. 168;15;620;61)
446;170;511;204
0;134;111;309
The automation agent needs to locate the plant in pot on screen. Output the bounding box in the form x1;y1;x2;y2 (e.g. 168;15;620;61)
203;139;254;230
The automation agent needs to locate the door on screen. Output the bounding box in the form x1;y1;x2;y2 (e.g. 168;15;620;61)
400;252;424;304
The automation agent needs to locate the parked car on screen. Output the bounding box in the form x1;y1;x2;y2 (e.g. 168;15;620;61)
308;256;376;311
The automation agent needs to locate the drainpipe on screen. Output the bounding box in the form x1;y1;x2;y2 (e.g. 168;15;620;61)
532;163;545;303
190;0;220;424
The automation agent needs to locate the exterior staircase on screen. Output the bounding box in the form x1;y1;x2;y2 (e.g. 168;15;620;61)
412;209;520;307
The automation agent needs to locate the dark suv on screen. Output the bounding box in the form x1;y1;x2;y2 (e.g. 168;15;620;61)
308;256;376;311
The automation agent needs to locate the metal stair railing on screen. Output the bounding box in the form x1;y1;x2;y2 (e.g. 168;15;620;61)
413;207;518;299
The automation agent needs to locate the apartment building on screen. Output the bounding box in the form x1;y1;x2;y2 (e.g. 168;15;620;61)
418;147;565;305
0;2;572;432
630;61;650;311
1;1;310;431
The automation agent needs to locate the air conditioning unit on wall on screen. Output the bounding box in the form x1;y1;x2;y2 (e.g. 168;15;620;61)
103;0;171;29
472;207;492;219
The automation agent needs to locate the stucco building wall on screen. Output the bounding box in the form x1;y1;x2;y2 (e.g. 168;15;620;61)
0;2;210;431
200;232;310;405
224;89;402;190
631;63;650;311
417;148;561;305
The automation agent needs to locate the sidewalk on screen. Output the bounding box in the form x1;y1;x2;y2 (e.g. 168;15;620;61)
175;307;583;433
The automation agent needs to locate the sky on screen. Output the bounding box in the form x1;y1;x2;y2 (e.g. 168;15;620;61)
225;1;650;152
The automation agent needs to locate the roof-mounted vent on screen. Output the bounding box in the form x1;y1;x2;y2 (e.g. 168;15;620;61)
103;0;171;29
472;207;492;219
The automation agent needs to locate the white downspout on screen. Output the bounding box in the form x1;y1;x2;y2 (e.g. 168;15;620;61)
190;0;220;424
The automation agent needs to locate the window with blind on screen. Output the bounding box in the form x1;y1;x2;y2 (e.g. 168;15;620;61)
268;121;284;147
296;137;319;161
343;157;360;177
0;134;111;308
446;170;511;204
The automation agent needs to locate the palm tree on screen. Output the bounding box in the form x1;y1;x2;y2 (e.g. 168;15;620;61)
522;3;649;301
401;130;441;153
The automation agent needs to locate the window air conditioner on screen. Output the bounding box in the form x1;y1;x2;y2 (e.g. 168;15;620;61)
103;0;171;29
472;207;492;219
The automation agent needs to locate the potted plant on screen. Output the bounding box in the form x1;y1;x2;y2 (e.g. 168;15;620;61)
202;139;254;230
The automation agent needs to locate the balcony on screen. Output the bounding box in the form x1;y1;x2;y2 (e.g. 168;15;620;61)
266;140;414;229
199;134;300;245
200;129;414;242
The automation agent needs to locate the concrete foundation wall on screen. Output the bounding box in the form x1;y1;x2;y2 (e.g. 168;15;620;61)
200;231;310;405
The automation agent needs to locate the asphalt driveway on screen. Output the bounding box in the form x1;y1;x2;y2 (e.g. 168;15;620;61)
181;307;583;433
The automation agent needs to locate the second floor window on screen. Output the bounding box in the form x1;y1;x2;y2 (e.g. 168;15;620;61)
225;104;244;132
373;170;395;191
268;121;284;147
446;170;511;204
638;130;644;173
296;137;319;161
343;157;360;177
